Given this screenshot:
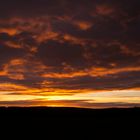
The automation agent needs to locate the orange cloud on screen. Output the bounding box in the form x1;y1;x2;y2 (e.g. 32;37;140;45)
0;83;27;91
0;28;18;35
42;70;87;78
74;21;93;30
2;59;25;80
36;31;59;43
90;67;140;77
0;70;7;76
63;34;87;46
0;62;25;78
4;41;22;49
42;66;140;78
121;45;140;56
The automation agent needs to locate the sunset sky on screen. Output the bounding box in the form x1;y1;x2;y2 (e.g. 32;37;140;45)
0;0;140;108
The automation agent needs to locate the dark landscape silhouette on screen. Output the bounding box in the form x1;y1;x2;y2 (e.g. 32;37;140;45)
0;107;139;137
1;107;140;121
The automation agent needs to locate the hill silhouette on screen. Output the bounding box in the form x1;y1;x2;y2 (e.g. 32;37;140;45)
0;106;140;119
0;107;139;137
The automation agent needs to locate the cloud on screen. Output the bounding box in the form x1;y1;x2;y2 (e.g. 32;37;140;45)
0;42;26;69
0;99;140;108
0;0;139;107
36;40;86;69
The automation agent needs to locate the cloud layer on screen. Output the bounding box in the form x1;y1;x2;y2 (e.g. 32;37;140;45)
0;0;140;107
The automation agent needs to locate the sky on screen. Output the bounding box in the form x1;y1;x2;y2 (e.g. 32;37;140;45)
0;0;140;108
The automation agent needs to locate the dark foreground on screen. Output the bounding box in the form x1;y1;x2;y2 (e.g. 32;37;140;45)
0;107;139;137
0;106;140;120
0;107;140;124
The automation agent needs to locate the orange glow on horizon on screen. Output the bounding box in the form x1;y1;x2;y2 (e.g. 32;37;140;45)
0;89;140;108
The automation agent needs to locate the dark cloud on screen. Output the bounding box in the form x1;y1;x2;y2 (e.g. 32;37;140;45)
0;0;139;22
0;43;26;69
0;99;140;108
36;40;86;69
125;17;140;42
84;41;140;68
53;18;123;40
0;0;94;18
0;0;139;107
